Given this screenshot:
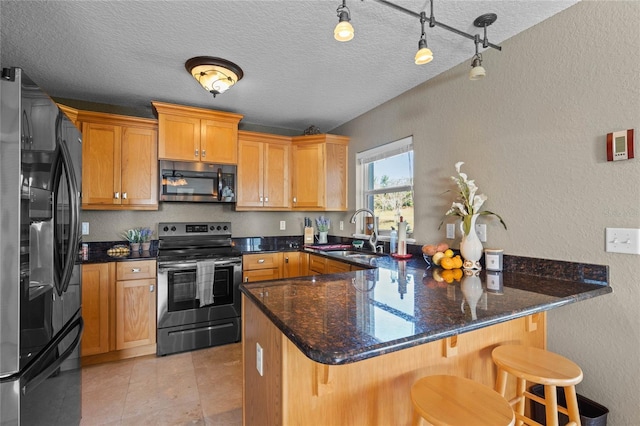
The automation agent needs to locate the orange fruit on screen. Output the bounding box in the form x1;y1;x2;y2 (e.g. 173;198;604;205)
452;256;463;269
441;269;454;283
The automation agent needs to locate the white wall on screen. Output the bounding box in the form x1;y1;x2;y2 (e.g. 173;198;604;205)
332;1;640;424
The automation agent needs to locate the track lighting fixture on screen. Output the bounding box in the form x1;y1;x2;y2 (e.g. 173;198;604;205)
185;56;244;98
334;0;354;42
414;12;433;65
469;37;485;80
334;0;501;78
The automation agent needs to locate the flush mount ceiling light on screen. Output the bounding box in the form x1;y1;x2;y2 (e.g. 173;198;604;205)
185;56;244;97
334;0;354;42
333;0;501;78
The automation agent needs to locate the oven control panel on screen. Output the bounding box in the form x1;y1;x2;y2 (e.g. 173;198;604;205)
158;222;232;237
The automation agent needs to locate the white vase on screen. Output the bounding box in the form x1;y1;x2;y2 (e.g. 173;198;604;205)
317;231;328;244
459;214;483;269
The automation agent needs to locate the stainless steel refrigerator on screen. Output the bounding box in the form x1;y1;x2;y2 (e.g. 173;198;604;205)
1;67;83;425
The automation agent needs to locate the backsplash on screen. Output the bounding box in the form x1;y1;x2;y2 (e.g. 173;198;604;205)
81;203;355;242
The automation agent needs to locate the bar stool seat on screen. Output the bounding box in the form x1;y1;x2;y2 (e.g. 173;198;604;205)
411;375;515;426
492;345;583;426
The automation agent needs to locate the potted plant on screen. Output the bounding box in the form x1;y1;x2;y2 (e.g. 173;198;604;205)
139;227;153;251
122;228;141;251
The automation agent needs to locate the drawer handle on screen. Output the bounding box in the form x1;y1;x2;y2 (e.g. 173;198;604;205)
257;259;265;264
202;149;206;158
131;268;141;273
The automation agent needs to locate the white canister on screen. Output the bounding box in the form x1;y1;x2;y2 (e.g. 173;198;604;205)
484;249;503;271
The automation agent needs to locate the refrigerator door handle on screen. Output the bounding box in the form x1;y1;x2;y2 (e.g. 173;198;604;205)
20;315;83;395
57;138;80;294
52;112;80;296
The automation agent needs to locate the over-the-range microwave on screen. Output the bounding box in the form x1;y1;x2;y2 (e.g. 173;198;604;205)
159;160;236;203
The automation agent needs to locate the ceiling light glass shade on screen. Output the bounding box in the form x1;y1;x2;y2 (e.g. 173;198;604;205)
414;39;433;64
334;13;354;42
185;57;244;97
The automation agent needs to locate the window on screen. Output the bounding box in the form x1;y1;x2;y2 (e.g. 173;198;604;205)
356;137;414;236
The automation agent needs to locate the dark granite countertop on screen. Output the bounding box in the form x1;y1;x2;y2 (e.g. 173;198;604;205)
78;241;158;264
240;254;612;365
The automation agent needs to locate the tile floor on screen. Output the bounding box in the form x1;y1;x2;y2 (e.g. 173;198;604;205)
80;343;243;425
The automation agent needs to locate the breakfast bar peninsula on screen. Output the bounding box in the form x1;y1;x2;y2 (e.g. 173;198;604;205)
240;253;611;426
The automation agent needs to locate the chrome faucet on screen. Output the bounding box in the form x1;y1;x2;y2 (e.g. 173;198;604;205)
350;208;379;252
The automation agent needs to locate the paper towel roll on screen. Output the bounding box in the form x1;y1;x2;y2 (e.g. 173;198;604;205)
398;221;407;255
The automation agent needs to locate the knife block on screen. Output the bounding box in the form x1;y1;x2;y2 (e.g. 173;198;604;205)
304;227;314;244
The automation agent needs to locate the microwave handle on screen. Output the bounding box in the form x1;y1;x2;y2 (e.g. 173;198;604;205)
217;168;223;201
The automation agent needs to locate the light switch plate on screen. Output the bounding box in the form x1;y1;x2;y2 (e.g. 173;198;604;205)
279;220;286;230
605;228;640;254
446;224;455;239
256;343;264;376
82;222;89;235
475;224;487;242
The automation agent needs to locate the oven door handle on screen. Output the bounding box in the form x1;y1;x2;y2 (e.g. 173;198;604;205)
158;259;241;272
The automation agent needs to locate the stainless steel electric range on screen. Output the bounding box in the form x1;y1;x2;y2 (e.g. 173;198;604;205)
156;222;242;356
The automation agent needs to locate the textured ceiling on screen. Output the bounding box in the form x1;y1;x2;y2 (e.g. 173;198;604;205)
0;1;577;132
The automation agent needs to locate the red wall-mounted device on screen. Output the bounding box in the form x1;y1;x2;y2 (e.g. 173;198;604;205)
607;129;634;161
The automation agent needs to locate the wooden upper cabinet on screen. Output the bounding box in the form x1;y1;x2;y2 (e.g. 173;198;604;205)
237;131;291;210
80;111;158;210
291;134;349;211
152;101;242;164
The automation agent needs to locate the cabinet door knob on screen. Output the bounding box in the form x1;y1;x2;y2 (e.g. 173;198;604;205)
201;149;206;158
293;197;297;203
285;257;289;263
122;192;127;199
245;277;249;283
264;197;268;203
259;196;263;202
131;268;141;273
149;284;154;292
195;149;199;157
114;192;120;199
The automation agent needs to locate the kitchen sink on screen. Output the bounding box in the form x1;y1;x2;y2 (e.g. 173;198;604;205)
326;250;384;261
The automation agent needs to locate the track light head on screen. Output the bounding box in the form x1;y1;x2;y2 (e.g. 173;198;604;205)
334;1;354;42
415;38;433;65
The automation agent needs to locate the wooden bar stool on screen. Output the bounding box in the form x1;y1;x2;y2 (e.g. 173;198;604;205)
411;375;515;426
492;345;583;426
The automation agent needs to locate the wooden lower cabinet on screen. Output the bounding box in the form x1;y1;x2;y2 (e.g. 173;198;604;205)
243;253;283;283
282;252;307;278
325;258;352;274
81;260;157;365
81;263;111;356
243;297;546;426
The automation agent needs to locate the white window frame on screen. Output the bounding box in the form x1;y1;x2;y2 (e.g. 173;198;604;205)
355;136;414;240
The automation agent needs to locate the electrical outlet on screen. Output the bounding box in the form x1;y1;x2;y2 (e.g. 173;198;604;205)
256;343;264;376
279;220;286;230
82;222;89;235
605;228;640;254
339;221;344;231
475;224;487;243
446;223;455;239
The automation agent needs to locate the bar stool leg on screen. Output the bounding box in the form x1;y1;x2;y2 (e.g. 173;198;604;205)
564;385;582;426
544;385;559;426
515;377;527;426
495;368;508;396
412;409;422;426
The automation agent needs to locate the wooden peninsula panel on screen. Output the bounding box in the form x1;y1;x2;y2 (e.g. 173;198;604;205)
243;295;546;426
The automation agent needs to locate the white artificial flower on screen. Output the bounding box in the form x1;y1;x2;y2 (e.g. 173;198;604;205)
455;161;464;173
